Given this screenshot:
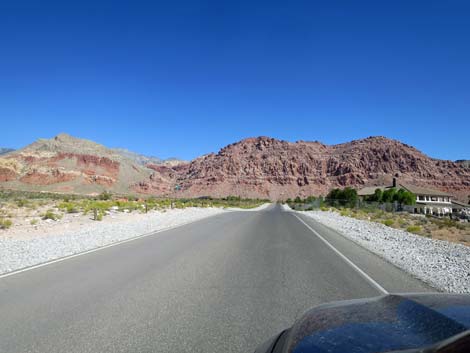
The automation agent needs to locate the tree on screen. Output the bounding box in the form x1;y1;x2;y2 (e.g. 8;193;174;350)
326;187;357;207
342;187;358;207
372;188;383;202
305;195;316;203
382;188;396;203
394;189;415;205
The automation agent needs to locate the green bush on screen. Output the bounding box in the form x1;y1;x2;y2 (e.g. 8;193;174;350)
98;191;112;201
398;218;407;227
382;219;394;227
42;210;61;221
369;188;416;205
326;187;358;207
15;199;28;207
83;201;114;214
394;189;415;205
30;219;38;225
0;218;12;229
406;225;421;234
58;202;79;214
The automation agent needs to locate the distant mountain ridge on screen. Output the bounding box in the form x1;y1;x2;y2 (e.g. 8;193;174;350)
134;136;470;201
0;134;468;200
0;148;15;156
111;148;186;167
456;160;470;168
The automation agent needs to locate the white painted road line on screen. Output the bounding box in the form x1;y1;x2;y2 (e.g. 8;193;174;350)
293;214;389;295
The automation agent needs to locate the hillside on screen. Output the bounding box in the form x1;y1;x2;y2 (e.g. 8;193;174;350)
111;148;186;167
135;136;470;200
0;134;468;200
0;133;151;195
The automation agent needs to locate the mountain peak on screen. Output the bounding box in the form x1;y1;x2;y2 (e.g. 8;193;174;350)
1;134;468;201
53;133;75;141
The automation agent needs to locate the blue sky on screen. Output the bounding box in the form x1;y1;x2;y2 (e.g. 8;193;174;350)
0;1;469;160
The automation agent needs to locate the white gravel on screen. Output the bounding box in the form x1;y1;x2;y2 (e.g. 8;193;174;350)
0;207;225;275
301;210;470;293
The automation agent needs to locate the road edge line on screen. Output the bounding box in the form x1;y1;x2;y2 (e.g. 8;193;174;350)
293;214;389;295
0;211;226;280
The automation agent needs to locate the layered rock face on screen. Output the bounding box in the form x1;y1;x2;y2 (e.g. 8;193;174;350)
1;134;468;201
135;136;470;201
0;134;152;195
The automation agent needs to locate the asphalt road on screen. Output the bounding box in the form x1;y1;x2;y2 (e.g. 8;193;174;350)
0;205;432;353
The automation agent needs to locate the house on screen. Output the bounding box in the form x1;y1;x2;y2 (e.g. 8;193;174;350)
451;199;470;218
358;178;454;216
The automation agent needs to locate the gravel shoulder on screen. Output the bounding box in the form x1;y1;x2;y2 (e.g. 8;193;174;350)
0;207;226;275
300;210;470;293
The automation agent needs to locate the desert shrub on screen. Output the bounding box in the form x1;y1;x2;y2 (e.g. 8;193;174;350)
382;219;394;227
173;201;184;209
98;191;112;201
407;225;421;234
30;219;38;225
116;201;140;212
83;201;114;214
15;199;28;207
58;202;79;214
42;210;61;221
398;218;407;227
0;218;12;229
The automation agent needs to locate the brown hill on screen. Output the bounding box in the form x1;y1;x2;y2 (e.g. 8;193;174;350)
134;136;470;201
1;134;468;201
0;133;152;195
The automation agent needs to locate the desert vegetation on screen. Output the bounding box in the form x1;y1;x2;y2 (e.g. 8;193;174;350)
314;206;469;246
287;186;469;246
0;189;267;231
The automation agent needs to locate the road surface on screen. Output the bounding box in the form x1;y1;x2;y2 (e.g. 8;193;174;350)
0;205;432;353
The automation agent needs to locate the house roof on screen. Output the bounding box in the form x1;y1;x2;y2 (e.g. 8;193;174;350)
357;186;391;196
357;182;453;197
399;183;453;197
452;200;469;208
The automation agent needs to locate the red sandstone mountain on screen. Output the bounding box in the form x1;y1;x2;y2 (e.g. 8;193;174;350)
0;134;154;195
1;134;469;201
135;136;470;201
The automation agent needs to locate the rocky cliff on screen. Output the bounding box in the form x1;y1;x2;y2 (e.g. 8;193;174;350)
134;136;470;201
1;134;468;200
0;134;151;195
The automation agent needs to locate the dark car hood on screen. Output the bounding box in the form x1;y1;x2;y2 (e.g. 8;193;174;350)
259;293;470;353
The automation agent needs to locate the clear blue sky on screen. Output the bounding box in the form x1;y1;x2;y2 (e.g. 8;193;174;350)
1;1;469;160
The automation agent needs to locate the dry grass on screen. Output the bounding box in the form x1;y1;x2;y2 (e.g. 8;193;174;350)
330;207;470;246
0;192;266;232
